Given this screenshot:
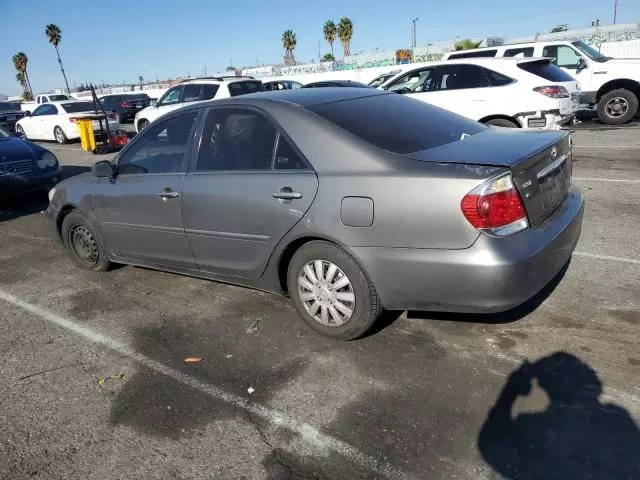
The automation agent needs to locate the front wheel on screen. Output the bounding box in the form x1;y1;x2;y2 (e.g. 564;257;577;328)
597;88;639;125
54;126;68;144
287;241;382;340
137;119;149;131
61;211;111;272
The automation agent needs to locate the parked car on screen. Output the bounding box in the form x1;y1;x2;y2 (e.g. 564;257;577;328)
302;80;371;88
98;93;152;123
0;125;60;197
0;101;26;133
21;93;75;112
380;57;580;129
442;40;640;124
15;101;120;144
264;80;303;91
367;69;403;88
47;88;583;340
134;76;264;132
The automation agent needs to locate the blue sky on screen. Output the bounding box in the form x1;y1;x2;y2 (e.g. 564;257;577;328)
2;0;638;95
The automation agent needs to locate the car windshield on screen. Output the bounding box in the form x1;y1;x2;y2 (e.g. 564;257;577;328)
49;95;70;101
0;125;10;138
572;41;611;62
0;102;21;111
309;93;486;154
368;72;400;88
61;102;96;113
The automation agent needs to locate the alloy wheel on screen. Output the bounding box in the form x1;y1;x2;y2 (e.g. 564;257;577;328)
605;97;629;118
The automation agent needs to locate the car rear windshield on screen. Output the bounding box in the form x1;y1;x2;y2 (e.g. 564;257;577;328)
228;81;265;97
309;93;486;154
0;102;21;110
49;95;70;101
517;61;575;82
61;102;96;113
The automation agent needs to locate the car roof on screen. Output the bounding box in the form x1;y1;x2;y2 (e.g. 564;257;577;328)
222;87;388;108
304;79;370;87
180;76;258;85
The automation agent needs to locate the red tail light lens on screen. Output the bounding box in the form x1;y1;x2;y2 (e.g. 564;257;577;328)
534;85;570;98
69;117;77;123
121;102;131;108
461;174;528;236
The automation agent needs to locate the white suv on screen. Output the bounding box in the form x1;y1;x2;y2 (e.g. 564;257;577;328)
443;40;640;125
380;57;580;129
134;77;264;132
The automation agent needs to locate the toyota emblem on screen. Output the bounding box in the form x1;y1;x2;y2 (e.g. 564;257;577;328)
550;146;558;160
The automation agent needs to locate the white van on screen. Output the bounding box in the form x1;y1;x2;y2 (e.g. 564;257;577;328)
443;40;640;125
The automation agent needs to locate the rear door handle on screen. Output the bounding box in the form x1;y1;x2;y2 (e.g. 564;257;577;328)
272;187;302;200
158;190;180;199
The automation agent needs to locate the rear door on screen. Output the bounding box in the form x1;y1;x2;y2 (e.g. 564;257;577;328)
181;106;318;279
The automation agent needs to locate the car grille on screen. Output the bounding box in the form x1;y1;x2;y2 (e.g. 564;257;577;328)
0;159;34;175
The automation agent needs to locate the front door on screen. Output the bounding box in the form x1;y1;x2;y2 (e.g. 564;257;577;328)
26;104;56;138
542;44;593;89
92;110;200;268
181;107;318;279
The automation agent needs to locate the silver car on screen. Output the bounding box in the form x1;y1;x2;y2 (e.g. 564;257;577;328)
46;88;584;339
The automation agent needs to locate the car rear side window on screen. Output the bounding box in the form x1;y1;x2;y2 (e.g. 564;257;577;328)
517;61;575;82
484;68;514;86
197;108;276;171
448;49;497;59
274;134;307;170
309;94;486;155
504;47;534;57
201;84;219;100
228;81;265;97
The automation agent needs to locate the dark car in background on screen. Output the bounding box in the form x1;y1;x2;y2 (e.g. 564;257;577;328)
0;125;60;197
0;101;26;133
302;80;372;89
98;93;151;123
264;80;304;91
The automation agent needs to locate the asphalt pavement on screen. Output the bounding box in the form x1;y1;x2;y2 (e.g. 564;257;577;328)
0;120;639;480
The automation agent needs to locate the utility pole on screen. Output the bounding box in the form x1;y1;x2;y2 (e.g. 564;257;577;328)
318;40;321;61
613;0;618;24
412;18;419;49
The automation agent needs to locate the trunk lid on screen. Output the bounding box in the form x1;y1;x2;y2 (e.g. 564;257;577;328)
408;128;572;227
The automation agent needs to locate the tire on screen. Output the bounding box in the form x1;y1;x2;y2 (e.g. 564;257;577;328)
137;119;149;131
597;88;639;125
54;126;68;144
287;241;382;340
15;125;27;139
484;118;519;128
61;211;111;272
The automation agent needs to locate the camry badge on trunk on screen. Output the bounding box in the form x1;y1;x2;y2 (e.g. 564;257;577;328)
551;146;558;160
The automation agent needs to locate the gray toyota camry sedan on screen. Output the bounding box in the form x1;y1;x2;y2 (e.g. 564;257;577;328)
46;88;584;339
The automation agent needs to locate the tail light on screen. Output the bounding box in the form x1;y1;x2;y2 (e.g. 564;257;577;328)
461;173;528;237
121;102;131;108
69;117;77;123
534;85;570;98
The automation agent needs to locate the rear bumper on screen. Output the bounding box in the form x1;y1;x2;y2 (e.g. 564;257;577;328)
349;186;584;312
516;110;575;130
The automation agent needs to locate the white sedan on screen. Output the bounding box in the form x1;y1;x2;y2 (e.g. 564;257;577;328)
15;101;120;144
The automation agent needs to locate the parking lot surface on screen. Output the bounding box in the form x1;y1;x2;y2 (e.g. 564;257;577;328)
1;120;639;479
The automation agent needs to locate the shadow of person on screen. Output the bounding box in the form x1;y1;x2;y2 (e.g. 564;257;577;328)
478;352;640;480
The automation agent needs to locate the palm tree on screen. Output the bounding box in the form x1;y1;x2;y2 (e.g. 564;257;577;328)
282;29;297;66
12;52;33;96
338;17;353;57
45;24;71;94
138;75;144;88
322;53;335;62
323;20;337;56
454;39;483;51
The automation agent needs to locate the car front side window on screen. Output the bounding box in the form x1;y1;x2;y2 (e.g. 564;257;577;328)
387;69;433;94
157;86;182;107
117;111;197;175
543;45;582;69
32;105;48;116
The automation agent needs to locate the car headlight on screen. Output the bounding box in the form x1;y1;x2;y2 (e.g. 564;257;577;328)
37;151;58;169
48;187;56;202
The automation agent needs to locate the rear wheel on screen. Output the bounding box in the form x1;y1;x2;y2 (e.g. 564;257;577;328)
484;118;519;128
61;211;111;272
597;88;638;125
287;241;382;340
137;119;149;131
54;126;68;144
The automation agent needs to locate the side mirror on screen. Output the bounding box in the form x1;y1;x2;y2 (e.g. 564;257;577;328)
150;99;157;107
13;131;25;138
576;57;587;70
25;110;31;116
92;160;115;178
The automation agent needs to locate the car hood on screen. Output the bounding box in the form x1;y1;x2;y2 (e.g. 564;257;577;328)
0;137;37;162
407;127;566;167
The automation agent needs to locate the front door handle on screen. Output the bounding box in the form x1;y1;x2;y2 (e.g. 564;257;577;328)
158;190;179;199
272;187;302;200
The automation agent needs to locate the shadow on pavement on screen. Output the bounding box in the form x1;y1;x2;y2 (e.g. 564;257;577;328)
478;352;640;479
0;165;89;223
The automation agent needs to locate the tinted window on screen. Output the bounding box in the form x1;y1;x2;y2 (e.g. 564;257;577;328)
48;95;70;101
386;68;434;93
274;134;307;170
183;84;201;103
484;68;513;86
542;45;581;69
0;102;21;110
118;111;197;175
309;94;486;154
61;102;95;113
33;104;57;116
202;84;219;100
504;47;534;57
228;81;265;97
197;109;276;171
448;50;497;59
437;64;490;90
517;61;575;82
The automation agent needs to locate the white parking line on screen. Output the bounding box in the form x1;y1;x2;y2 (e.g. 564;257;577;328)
574;251;640;266
573;177;640;184
0;289;415;480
